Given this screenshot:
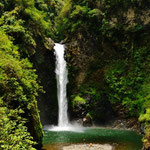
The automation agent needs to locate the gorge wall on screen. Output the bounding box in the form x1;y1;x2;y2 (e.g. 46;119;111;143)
31;38;58;126
1;0;149;149
54;1;150;148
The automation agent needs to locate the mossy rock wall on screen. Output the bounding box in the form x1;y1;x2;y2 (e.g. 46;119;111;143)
62;1;150;126
31;39;58;125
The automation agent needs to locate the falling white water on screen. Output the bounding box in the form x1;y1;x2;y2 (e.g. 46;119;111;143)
54;43;69;127
43;43;84;132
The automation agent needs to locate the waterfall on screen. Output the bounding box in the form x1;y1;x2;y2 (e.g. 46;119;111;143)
54;43;69;127
43;43;83;132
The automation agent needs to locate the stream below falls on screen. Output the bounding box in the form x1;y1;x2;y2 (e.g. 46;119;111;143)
42;127;143;150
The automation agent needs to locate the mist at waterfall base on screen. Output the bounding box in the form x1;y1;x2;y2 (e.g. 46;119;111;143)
43;43;83;132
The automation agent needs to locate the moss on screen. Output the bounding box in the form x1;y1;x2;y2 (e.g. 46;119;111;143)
143;125;150;149
72;95;86;108
30;106;44;148
139;109;150;122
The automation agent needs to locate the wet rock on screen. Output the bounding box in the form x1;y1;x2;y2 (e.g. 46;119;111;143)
111;118;140;131
32;42;58;125
140;123;145;135
83;114;92;127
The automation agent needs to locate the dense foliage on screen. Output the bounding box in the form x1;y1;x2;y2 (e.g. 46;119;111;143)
0;0;62;56
56;0;150;149
0;0;58;149
0;28;43;149
1;0;150;149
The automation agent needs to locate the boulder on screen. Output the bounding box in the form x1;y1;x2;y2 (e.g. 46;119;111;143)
83;114;92;127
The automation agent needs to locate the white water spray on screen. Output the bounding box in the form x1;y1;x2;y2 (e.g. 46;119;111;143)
54;43;69;127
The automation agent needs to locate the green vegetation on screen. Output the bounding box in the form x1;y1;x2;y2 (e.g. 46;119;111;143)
1;0;150;149
0;0;57;148
0;99;36;150
72;95;86;108
0;29;43;149
56;0;150;149
71;86;103;121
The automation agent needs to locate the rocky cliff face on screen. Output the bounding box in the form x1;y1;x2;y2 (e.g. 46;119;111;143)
66;33;116;124
63;3;150;127
31;39;58;125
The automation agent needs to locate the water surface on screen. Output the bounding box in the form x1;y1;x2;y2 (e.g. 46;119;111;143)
42;127;143;150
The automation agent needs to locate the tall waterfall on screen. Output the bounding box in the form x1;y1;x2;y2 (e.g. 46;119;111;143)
54;43;69;127
43;43;83;132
